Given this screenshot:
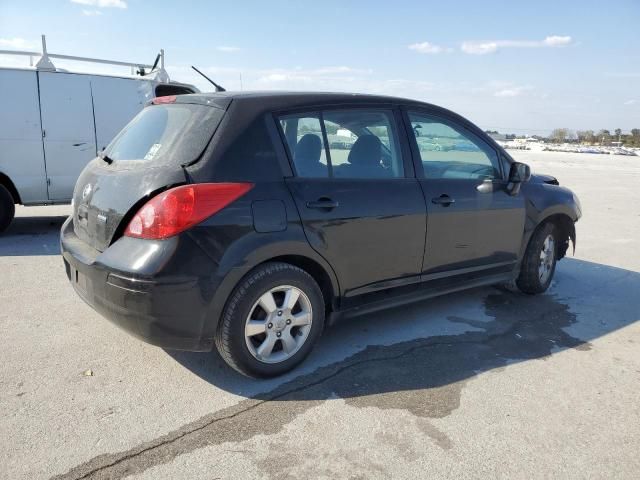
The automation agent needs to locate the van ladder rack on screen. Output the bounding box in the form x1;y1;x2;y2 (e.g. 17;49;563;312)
0;35;163;76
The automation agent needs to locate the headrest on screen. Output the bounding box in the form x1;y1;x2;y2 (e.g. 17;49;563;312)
348;135;382;166
294;134;322;165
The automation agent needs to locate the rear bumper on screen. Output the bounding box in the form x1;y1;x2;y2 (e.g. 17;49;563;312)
60;217;216;351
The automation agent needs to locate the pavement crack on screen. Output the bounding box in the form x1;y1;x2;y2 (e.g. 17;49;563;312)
52;290;588;480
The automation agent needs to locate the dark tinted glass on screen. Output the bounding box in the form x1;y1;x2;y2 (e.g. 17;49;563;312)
277;109;403;179
409;112;501;180
106;104;224;165
279;114;329;178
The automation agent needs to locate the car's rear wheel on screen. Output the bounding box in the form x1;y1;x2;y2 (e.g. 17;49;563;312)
516;222;558;294
0;184;15;234
215;262;325;377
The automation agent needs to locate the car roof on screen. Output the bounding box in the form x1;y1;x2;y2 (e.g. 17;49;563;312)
169;91;488;142
173;90;440;112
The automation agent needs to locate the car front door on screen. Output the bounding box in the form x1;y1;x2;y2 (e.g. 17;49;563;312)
279;108;426;298
405;110;525;277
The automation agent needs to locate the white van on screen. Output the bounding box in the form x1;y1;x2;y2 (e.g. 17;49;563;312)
0;37;197;232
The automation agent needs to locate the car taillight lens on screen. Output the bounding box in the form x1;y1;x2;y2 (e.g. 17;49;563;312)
152;95;177;104
124;183;253;239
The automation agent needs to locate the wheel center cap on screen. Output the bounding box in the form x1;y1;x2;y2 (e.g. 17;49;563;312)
274;318;287;331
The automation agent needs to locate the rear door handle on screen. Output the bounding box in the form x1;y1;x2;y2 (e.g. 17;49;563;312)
306;198;339;210
431;194;455;206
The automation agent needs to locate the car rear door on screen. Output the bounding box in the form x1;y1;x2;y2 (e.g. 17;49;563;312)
404;109;525;277
279;107;426;298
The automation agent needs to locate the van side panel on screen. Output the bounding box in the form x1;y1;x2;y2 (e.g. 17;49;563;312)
0;69;48;203
90;76;153;151
39;72;97;201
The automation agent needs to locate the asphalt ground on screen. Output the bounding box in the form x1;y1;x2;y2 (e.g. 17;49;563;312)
1;150;638;479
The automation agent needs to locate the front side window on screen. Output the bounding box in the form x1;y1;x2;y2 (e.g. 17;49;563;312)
408;112;501;180
278;109;404;179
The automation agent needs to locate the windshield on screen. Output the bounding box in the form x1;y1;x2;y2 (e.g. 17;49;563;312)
105;103;224;165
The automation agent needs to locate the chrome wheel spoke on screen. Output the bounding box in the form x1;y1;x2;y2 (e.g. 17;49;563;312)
283;288;300;310
257;334;277;359
291;311;312;327
245;320;266;337
258;291;277;314
281;333;297;354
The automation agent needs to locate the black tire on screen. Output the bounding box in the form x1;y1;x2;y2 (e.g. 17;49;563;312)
0;184;15;234
215;262;325;378
516;222;558;294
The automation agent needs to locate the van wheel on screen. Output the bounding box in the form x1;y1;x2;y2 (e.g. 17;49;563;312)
215;262;325;378
516;222;558;294
0;185;15;233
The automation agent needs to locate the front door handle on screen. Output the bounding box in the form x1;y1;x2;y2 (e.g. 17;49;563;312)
306;198;339;210
431;194;455;206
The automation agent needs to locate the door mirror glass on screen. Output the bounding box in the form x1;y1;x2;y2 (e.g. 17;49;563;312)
508;162;531;183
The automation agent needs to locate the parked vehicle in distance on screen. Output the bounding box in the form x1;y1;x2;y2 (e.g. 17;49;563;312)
61;91;582;377
0;36;196;232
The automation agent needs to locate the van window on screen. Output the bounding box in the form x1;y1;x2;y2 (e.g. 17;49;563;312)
105;103;224;165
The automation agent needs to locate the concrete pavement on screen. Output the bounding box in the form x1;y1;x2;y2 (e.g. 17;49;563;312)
1;151;638;479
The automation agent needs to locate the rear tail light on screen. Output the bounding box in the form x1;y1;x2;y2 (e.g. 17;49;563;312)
124;183;253;239
152;95;177;105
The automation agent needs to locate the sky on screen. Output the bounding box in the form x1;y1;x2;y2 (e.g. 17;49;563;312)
1;0;639;135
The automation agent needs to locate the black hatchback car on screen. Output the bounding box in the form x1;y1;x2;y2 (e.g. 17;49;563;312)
61;92;581;377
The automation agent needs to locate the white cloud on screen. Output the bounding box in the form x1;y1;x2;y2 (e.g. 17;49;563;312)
461;35;572;54
70;0;127;9
255;66;373;85
543;35;572;46
494;85;533;97
216;46;241;53
0;37;36;49
82;9;104;16
624;99;636;105
408;42;444;54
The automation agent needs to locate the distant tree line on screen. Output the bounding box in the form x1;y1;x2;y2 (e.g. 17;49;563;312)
550;128;640;146
486;128;640;147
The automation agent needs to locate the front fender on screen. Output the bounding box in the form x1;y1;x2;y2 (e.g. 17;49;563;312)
519;182;581;258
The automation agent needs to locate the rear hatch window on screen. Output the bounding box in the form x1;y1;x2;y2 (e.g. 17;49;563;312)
73;102;225;252
105;102;224;165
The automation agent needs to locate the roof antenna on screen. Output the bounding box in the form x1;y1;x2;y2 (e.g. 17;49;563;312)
191;66;226;92
150;53;161;71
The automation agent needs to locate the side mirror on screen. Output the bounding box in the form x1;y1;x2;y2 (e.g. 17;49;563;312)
508;162;531;183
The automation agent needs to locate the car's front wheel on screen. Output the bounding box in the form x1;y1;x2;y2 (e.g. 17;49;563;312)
516;222;558;294
215;262;325;377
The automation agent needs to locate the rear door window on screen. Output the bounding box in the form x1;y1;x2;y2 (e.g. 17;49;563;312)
105;103;224;166
278;109;404;179
279;114;329;177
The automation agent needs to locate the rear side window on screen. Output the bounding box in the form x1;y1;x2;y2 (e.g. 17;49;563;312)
105;103;224;165
279;115;329;178
278;109;404;179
